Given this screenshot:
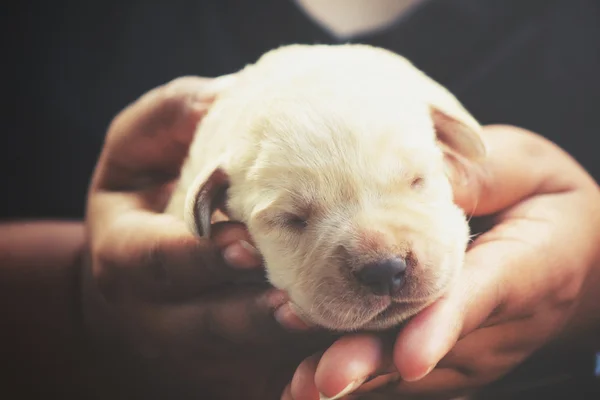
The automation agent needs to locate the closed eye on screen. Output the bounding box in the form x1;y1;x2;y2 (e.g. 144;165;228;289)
410;176;425;189
282;213;309;230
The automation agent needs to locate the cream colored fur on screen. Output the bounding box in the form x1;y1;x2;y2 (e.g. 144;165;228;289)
164;44;485;331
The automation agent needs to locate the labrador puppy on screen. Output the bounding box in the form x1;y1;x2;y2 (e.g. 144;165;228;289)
164;44;486;332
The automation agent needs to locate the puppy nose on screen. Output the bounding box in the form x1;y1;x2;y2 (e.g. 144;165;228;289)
355;257;407;296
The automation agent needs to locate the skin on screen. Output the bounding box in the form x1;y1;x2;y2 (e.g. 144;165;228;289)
83;76;335;400
0;77;320;400
283;126;600;399
0;221;90;398
1;77;599;399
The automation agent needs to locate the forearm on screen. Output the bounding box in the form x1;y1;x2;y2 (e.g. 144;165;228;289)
0;220;184;398
0;221;93;397
0;220;86;267
0;220;86;334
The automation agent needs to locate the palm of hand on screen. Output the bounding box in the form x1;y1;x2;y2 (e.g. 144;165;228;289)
284;126;600;400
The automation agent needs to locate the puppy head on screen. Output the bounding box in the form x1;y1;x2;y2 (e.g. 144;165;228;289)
183;47;486;331
185;107;483;333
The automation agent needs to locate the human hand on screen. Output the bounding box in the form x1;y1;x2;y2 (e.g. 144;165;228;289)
284;125;600;400
83;76;326;400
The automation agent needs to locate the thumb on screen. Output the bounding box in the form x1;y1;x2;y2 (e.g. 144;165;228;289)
94;75;237;192
450;125;553;217
450;161;490;216
393;242;504;381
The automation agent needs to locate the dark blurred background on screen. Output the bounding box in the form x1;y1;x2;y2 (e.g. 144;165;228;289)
1;0;599;398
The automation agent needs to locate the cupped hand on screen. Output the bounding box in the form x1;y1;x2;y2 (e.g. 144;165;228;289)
284;125;600;400
83;76;327;400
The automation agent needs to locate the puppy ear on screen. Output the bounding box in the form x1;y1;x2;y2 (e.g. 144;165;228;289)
431;107;485;162
429;105;485;185
409;64;486;162
184;167;230;238
417;73;486;184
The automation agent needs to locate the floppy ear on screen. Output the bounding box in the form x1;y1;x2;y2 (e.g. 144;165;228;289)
417;74;487;183
429;104;486;185
418;76;485;161
430;107;486;162
183;167;230;238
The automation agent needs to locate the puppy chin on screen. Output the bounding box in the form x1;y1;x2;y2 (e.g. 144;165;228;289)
287;293;388;332
290;298;427;332
363;256;462;331
287;255;461;332
358;302;430;331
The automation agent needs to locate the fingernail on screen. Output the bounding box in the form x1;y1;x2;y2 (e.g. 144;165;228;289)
223;240;260;268
319;377;367;400
403;364;434;382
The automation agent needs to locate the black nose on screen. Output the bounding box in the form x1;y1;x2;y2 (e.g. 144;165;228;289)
355;257;407;296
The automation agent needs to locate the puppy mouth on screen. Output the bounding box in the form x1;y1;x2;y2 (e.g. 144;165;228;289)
359;269;457;329
287;258;456;331
337;292;444;330
372;300;423;321
288;297;391;331
376;302;409;317
287;287;446;331
289;296;433;331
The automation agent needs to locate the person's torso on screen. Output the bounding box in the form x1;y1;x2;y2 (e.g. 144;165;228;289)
4;0;599;219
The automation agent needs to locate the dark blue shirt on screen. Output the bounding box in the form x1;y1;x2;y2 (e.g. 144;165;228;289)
3;0;599;220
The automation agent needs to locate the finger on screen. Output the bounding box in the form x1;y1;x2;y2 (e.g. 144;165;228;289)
313;335;392;400
281;384;294;400
451;126;557;216
212;221;263;269
305;237;509;398
275;303;315;331
125;286;292;359
94;76;236;192
436;328;530;378
391;368;472;398
393;188;586;387
93;212;263;301
393;321;540;397
222;240;262;269
393;237;509;382
290;354;322;400
130;285;332;363
437;299;566;374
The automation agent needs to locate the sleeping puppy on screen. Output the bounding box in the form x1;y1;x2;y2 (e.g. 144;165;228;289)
164;44;486;332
